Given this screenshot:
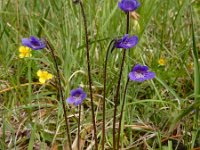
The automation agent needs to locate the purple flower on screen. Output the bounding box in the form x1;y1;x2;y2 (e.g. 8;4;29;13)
114;34;138;49
129;64;155;82
66;88;87;106
22;36;46;50
118;0;140;13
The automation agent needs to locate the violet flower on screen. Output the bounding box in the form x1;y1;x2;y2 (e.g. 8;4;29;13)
129;64;155;82
66;88;87;106
114;34;138;49
118;0;140;13
22;36;46;50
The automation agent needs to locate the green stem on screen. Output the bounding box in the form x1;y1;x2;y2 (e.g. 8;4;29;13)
190;6;200;144
27;60;32;120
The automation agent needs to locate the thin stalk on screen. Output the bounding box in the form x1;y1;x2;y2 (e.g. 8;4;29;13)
78;105;81;150
113;12;129;150
102;40;116;150
27;60;32;120
79;2;98;149
126;12;130;34
190;6;200;144
46;40;72;150
117;78;130;149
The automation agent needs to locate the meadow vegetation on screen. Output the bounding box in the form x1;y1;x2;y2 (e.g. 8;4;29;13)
0;0;200;149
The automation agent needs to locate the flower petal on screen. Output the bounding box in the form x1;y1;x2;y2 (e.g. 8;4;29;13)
22;36;46;50
74;100;83;106
67;96;75;104
47;73;53;79
37;70;42;77
127;36;138;47
22;38;32;48
39;78;46;84
145;71;156;80
129;64;155;82
19;54;24;58
114;34;138;49
70;88;83;96
81;92;87;100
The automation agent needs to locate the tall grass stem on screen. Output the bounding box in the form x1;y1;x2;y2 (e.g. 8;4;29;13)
190;6;200;144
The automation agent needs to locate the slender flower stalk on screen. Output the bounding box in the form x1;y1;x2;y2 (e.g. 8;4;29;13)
45;40;72;150
22;36;72;148
102;40;116;150
113;12;129;150
114;2;140;147
126;12;130;34
79;1;98;149
117;64;155;149
117;78;129;149
78;105;81;150
66;88;86;150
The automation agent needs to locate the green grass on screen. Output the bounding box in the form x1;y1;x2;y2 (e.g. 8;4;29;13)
0;0;200;149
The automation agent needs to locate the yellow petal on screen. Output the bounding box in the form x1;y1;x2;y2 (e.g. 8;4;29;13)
28;53;32;57
39;78;46;84
37;70;42;77
19;46;25;52
47;73;53;79
19;53;24;58
43;71;48;75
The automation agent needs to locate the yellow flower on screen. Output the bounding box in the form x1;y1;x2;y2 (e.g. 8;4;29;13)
19;46;32;58
158;58;166;66
37;70;53;84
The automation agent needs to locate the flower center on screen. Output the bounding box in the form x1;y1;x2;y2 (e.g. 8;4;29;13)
40;73;48;78
135;71;144;79
123;41;128;44
22;50;29;55
31;40;40;46
73;93;81;101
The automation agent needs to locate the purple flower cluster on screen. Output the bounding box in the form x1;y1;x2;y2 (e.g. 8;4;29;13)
20;0;155;110
115;0;155;82
115;0;140;49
